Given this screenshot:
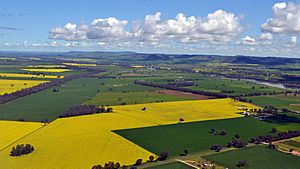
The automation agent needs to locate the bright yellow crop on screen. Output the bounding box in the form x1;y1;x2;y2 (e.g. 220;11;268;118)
63;62;97;67
0;73;63;79
0;99;257;169
0;121;42;150
0;79;48;95
21;68;71;72
131;65;144;68
28;65;66;68
112;98;253;125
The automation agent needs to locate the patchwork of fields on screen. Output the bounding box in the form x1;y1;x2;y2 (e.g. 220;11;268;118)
186;78;286;96
0;99;257;169
276;136;300;152
83;78;194;106
0;78;103;121
115;117;278;157
0;63;298;169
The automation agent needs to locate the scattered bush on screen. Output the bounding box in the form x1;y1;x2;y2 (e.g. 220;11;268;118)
210;144;222;152
134;159;142;166
219;129;227;136
91;162;124;169
10;144;34;156
157;152;168;161
237;160;247;167
148;155;155;162
227;138;248;148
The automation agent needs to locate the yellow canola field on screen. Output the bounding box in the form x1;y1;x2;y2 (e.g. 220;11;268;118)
0;73;63;79
0;99;257;169
63;62;97;67
0;79;48;95
28;65;66;68
112;98;252;124
21;68;71;72
0;121;42;150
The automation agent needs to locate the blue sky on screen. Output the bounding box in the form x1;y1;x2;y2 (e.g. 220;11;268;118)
0;0;300;57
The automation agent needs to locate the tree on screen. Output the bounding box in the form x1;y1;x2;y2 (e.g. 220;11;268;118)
179;118;184;123
157;152;168;161
209;128;215;134
148;155;155;162
134;159;142;166
271;128;277;133
268;143;276;149
41;119;48;126
10;144;34;156
219;129;227;136
237;160;247;167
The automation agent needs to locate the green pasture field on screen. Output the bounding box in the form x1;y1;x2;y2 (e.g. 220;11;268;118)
248;95;300;111
185;78;285;96
0;78;103;122
114;117;279;157
203;146;300;169
84;77;194;106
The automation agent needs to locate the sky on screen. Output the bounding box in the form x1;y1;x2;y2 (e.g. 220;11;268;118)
0;0;300;57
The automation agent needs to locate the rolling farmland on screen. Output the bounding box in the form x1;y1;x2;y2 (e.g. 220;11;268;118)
0;78;103;121
115;117;278;156
0;99;257;169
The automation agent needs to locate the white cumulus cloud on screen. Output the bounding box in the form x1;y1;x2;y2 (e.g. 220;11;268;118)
49;10;243;44
241;36;256;45
261;2;300;35
258;32;273;40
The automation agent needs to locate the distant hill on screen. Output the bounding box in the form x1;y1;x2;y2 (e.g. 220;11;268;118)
0;51;299;65
226;55;300;65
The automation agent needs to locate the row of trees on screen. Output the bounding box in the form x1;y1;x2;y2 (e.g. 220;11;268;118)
165;81;195;87
91;152;168;169
134;80;227;98
134;80;290;99
10;144;34;156
92;162;132;169
0;70;102;105
249;130;300;144
59;105;113;118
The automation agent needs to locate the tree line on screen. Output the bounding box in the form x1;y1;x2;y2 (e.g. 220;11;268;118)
0;70;104;105
134;80;227;98
59;105;113;118
249;130;300;144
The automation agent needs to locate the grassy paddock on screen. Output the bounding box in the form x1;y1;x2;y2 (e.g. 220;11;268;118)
203;146;300;169
249;95;300;111
114;117;278;157
0;78;103;122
